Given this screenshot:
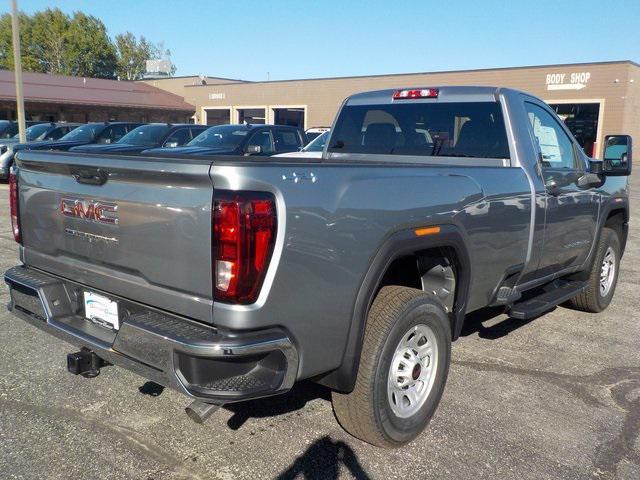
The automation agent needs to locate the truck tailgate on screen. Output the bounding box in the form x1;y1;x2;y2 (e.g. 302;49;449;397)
15;151;215;322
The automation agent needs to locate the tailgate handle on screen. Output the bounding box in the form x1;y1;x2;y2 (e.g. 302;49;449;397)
72;168;108;186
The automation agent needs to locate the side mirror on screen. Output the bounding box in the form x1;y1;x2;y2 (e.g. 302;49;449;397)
165;141;179;148
245;145;262;155
602;134;632;176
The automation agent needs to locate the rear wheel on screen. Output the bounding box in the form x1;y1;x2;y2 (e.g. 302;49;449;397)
331;286;451;448
568;227;621;313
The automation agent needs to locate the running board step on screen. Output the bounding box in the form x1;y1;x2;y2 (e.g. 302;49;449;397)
509;281;587;320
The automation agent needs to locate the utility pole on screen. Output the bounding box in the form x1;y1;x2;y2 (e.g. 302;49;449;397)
10;0;26;142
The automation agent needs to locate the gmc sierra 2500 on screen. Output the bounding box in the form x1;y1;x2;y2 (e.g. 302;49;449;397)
4;87;631;448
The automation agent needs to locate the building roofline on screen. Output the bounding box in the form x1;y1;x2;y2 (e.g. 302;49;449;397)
0;95;194;112
143;74;250;82
184;60;639;88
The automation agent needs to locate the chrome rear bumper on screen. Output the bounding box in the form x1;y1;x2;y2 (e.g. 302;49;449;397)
4;265;298;403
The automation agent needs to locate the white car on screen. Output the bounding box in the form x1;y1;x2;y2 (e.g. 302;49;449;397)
305;127;330;142
273;130;330;158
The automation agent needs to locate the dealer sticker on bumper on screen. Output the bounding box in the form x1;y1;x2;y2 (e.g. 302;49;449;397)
83;291;119;330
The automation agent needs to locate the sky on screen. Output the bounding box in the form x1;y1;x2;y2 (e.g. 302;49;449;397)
6;0;640;81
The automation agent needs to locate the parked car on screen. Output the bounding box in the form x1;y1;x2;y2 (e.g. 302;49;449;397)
11;122;141;157
1;122;82;179
69;123;208;155
0;120;47;139
142;124;305;157
273;129;330;159
5;86;631;448
305;126;331;143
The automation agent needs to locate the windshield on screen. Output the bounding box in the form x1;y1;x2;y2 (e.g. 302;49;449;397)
304;130;330;152
59;124;103;142
16;123;52;141
117;124;171;146
188;125;249;148
329;101;509;159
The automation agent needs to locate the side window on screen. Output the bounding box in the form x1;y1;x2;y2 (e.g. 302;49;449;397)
95;127;113;144
163;128;191;147
247;130;274;154
274;129;301;152
45;127;65;140
110;124;128;142
525;102;576;170
189;127;207;139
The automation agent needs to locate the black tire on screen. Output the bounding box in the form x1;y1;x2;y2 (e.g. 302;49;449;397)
568;227;621;313
331;286;451;448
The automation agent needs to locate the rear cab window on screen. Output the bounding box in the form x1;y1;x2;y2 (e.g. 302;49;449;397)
328;95;510;162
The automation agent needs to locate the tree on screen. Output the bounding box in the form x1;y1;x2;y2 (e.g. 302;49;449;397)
0;12;41;72
115;32;168;80
30;8;70;74
0;9;175;80
65;12;117;78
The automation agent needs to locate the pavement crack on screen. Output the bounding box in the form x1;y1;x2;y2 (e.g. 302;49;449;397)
454;360;640;478
0;397;205;480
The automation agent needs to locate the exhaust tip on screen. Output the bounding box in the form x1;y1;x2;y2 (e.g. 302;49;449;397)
185;401;220;424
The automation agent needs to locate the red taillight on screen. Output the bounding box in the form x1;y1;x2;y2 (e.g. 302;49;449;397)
213;191;277;304
9;171;21;244
393;88;439;100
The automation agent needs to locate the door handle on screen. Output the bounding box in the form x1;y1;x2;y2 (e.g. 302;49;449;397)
72;168;108;186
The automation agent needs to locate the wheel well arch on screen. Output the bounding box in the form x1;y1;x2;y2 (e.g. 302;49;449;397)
604;208;626;238
316;224;470;392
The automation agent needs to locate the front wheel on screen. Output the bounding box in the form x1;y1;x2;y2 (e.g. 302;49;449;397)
568;227;621;313
332;286;451;448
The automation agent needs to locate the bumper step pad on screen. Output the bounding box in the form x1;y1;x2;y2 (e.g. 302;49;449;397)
4;265;298;403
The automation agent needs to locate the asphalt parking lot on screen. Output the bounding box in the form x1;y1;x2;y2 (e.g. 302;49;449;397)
0;178;638;480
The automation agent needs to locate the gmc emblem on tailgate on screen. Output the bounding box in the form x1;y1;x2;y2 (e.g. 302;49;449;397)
60;198;118;225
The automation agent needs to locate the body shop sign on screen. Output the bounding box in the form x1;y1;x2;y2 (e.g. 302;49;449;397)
546;72;591;91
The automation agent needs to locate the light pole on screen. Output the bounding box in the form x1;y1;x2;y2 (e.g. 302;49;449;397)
10;0;26;142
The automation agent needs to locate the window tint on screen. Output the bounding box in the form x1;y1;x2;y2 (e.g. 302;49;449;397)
21;123;51;141
0;122;18;139
189;126;208;139
110;124;128;142
96;127;114;144
525;102;576;169
247;130;274;154
118;124;171;146
163;128;191;147
303;130;330;152
328;101;509;159
46;126;68;140
274;129;301;152
188;125;249;148
61;124;102;142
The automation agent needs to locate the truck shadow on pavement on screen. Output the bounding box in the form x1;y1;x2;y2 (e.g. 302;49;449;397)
460;306;540;339
222;380;331;430
276;435;371;480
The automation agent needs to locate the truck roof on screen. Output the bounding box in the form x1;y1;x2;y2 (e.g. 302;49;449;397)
344;86;521;105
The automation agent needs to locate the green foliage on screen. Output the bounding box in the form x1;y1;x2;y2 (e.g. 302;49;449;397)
115;32;159;80
65;12;117;78
0;12;41;72
0;9;173;79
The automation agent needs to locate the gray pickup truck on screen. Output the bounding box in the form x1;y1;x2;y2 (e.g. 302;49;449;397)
4;86;632;448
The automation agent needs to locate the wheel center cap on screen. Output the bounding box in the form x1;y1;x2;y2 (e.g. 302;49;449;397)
412;363;422;380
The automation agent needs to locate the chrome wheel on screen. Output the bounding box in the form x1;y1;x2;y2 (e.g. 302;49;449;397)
599;246;616;297
388;324;438;418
